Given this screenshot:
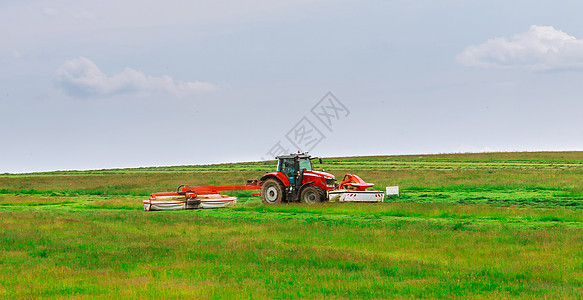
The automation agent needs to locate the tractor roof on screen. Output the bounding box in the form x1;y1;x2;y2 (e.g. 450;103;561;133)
276;153;311;159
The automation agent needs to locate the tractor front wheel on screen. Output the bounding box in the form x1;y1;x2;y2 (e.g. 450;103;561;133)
300;185;325;205
261;179;284;204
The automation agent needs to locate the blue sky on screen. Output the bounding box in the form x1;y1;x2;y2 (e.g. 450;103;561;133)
2;1;583;173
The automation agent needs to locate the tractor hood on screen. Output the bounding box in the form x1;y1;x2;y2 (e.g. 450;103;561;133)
304;170;334;179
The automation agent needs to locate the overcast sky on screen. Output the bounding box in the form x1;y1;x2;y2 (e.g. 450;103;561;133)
2;1;583;173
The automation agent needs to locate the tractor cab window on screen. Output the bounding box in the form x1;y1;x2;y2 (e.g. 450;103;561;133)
278;158;296;176
277;157;312;173
299;158;312;171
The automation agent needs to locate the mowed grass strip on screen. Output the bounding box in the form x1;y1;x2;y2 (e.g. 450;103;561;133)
1;208;583;298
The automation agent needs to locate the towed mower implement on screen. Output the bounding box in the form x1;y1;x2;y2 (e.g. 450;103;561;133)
143;181;260;211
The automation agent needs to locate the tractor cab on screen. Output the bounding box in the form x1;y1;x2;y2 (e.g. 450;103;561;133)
276;154;312;185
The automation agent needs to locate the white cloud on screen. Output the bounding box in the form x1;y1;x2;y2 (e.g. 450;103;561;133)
457;25;583;70
55;57;218;98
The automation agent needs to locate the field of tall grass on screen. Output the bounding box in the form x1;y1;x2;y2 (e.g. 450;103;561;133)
1;151;582;298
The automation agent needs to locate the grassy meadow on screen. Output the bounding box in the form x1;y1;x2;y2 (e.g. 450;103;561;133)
1;151;583;298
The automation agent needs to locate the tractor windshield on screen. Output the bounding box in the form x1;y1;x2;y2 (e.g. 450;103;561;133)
299;158;312;171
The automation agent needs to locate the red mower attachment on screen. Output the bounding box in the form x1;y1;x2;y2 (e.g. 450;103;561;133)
143;180;260;211
338;174;375;190
328;174;385;203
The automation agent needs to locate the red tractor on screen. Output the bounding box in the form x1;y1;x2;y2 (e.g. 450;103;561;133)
259;152;337;204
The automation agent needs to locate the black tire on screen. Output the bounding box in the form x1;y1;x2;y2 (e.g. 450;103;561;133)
300;185;325;205
261;179;285;205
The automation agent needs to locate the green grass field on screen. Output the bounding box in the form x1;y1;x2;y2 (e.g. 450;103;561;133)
1;151;583;298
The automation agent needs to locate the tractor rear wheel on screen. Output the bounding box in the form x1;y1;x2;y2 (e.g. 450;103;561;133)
300;185;325;205
261;179;284;204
